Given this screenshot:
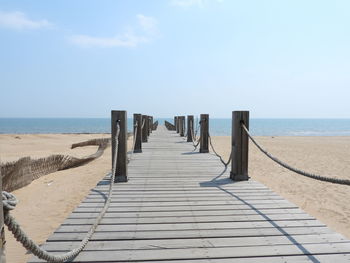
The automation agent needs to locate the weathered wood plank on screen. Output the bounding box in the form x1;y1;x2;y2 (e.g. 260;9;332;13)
47;226;337;242
60;213;316;225
38;233;350;251
30;243;350;262
76;203;299;212
71;207;305;216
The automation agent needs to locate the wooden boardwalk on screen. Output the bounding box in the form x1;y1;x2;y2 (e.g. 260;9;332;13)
29;126;350;262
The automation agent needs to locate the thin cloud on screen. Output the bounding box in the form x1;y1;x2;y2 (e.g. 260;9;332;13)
170;0;223;8
171;0;204;7
0;11;52;30
70;31;149;48
70;15;158;48
137;14;158;35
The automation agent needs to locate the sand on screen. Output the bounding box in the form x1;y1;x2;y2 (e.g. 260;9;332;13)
0;134;133;263
1;133;350;262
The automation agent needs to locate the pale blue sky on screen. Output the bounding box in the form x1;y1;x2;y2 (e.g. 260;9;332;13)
0;0;349;118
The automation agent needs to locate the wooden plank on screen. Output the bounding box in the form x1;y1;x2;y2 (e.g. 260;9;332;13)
74;207;301;213
76;203;299;211
80;199;292;205
30;243;350;262
38;233;350;251
85;196;285;201
29;254;350;263
47;226;336;241
57;220;323;232
71;207;305;215
60;214;316;224
88;193;278;198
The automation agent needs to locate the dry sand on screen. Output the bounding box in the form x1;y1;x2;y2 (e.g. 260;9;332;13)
0;134;132;263
1;134;350;262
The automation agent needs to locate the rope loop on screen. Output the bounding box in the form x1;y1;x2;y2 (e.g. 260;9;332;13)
2;191;18;211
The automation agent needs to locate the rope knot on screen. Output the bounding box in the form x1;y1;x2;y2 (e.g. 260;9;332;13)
2;191;18;211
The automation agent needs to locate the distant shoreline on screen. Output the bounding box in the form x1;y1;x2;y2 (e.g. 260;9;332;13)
1;118;350;136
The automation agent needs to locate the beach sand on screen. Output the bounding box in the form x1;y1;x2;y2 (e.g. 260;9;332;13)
1;133;350;262
0;134;132;263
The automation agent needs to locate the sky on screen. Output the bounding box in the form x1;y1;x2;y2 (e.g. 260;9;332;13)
0;0;349;118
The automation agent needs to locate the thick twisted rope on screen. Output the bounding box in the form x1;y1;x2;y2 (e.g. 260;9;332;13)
241;123;350;186
194;118;200;138
189;121;201;150
179;118;186;138
2;191;18;211
208;133;232;167
2;123;121;262
128;121;138;163
189;121;196;142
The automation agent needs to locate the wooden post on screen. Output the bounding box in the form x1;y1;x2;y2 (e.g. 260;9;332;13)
174;117;177;128
0;169;5;263
111;110;128;183
182;117;186;136
179;116;182;134
150;116;154;131
133;113;142;153
176;116;179;133
147;116;151;136
230;111;250;181
180;116;185;137
200;114;209;153
187;115;194;142
142;115;148;143
152;120;158;130
149;116;153;133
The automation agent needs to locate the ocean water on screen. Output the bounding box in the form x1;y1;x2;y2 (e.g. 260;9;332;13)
0;118;350;136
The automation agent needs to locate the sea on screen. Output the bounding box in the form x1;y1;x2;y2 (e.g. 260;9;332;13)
1;118;350;136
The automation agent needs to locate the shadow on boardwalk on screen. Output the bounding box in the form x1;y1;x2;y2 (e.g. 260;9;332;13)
200;167;320;263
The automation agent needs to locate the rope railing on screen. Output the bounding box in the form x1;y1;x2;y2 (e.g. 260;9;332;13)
208;133;232;167
194;118;200;139
127;121;138;163
2;122;121;262
190;121;200;150
241;123;350;186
